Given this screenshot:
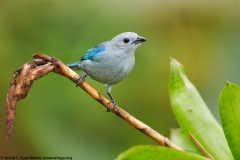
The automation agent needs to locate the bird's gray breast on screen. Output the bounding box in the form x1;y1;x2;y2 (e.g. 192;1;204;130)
79;51;135;85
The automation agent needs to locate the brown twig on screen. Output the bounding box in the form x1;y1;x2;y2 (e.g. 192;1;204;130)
189;133;214;159
5;54;183;151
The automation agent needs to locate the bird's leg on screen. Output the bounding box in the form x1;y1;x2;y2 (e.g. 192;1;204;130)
107;92;116;112
106;85;116;112
76;73;88;87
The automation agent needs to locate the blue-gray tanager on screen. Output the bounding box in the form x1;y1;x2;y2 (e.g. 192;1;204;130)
67;32;146;111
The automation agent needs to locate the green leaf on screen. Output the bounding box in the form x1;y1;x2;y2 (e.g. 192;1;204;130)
116;145;210;160
219;82;240;160
170;128;203;155
168;58;233;160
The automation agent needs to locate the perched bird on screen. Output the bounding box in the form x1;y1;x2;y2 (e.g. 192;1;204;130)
67;32;146;111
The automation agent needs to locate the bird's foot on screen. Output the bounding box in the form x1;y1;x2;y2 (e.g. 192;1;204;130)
76;74;87;87
107;100;117;112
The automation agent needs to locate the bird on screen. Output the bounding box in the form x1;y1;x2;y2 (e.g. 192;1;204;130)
66;32;146;112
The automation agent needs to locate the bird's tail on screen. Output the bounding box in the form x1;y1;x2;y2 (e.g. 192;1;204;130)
66;61;81;70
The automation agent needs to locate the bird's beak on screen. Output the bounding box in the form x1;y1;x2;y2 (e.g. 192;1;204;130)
131;36;147;45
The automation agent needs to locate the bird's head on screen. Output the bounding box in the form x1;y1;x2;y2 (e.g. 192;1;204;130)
110;32;146;53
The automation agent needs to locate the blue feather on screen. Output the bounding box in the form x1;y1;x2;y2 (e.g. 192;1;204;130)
66;61;81;70
81;43;106;61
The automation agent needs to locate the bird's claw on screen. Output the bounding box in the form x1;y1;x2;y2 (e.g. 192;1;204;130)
107;100;116;112
76;74;87;87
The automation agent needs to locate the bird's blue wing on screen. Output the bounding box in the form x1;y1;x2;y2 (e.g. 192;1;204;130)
81;43;106;61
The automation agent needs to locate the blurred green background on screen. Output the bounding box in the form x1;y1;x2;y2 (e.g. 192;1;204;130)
1;0;239;159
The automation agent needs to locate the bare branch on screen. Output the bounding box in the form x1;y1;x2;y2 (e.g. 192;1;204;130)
6;54;183;151
189;132;214;159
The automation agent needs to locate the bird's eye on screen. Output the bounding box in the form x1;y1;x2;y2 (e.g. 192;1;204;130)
123;38;129;43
